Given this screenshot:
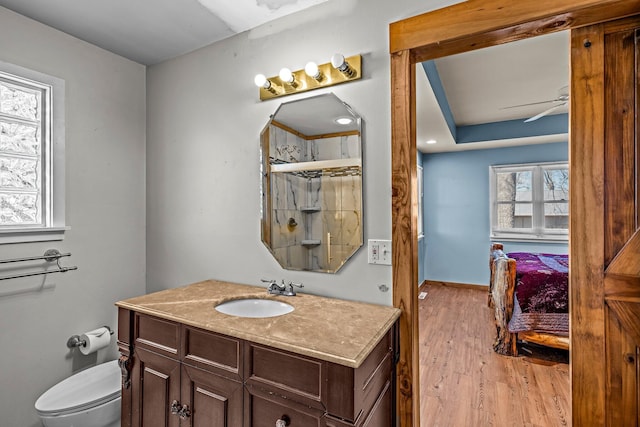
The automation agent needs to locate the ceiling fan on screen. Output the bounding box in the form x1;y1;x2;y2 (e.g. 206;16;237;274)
502;86;570;123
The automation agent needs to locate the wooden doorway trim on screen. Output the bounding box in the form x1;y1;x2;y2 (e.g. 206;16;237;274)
389;1;640;426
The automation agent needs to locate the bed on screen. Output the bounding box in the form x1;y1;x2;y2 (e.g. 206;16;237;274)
488;243;570;356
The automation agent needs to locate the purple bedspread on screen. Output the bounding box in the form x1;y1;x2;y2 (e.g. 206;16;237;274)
507;252;569;314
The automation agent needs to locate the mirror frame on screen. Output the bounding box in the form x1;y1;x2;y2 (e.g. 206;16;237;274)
389;1;640;425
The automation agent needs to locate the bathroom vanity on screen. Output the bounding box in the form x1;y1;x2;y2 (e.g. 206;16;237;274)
116;280;400;427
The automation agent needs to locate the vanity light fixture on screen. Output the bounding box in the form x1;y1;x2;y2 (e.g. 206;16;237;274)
255;54;362;101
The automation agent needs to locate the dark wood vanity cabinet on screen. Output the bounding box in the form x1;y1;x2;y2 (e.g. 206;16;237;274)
118;308;396;427
123;312;243;427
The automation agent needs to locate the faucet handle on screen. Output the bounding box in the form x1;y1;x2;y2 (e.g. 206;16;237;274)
261;278;276;284
286;282;303;295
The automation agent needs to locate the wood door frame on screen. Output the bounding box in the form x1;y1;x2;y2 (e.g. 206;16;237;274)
389;1;640;426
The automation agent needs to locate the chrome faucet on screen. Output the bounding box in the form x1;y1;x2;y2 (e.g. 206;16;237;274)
261;279;304;296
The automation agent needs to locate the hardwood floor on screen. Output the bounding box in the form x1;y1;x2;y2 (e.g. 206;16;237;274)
419;283;570;426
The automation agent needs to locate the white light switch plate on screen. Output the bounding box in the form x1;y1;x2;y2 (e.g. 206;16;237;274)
368;239;392;265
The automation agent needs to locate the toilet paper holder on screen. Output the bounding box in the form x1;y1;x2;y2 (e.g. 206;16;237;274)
67;326;113;349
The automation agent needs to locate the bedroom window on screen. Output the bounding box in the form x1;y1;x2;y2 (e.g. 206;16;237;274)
418;164;424;238
0;62;65;243
490;161;568;242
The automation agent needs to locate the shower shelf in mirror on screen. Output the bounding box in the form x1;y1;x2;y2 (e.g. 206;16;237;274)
275;167;362;179
270;158;361;174
301;240;322;247
300;207;321;213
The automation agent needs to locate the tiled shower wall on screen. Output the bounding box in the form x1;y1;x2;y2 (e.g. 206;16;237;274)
268;125;362;271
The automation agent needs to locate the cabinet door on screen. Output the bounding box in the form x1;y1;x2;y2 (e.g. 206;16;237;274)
181;365;243;427
244;385;326;427
132;348;181;427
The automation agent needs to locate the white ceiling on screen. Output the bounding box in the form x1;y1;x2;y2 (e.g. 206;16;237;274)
417;30;570;153
274;93;360;136
0;1;569;153
0;0;329;65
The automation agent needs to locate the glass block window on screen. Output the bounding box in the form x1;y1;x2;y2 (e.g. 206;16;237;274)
0;73;49;227
0;60;68;245
490;162;568;241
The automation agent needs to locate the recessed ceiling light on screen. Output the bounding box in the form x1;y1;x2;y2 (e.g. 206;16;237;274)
335;117;354;125
426;139;437;144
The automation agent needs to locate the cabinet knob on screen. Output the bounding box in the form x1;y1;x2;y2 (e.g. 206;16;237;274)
275;415;290;427
170;401;191;419
170;400;181;415
178;404;191;420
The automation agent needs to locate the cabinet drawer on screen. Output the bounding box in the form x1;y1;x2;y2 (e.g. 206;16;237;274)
244;343;326;409
244;385;326;427
325;379;392;427
327;330;393;422
182;325;242;381
134;313;180;359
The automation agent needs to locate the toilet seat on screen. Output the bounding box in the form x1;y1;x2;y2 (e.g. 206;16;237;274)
35;360;120;417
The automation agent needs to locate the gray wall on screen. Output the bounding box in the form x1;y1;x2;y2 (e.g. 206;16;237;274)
146;0;458;304
0;0;465;424
422;142;569;286
0;7;146;427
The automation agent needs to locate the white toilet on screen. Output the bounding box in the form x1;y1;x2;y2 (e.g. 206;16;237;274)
35;360;121;427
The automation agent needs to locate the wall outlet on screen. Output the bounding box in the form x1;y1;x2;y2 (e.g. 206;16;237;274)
368;239;391;265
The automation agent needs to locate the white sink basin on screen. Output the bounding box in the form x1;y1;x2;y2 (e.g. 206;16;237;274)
215;298;294;318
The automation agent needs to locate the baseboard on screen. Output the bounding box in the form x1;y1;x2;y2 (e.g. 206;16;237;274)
422;280;488;291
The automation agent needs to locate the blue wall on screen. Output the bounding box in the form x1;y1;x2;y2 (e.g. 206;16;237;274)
422;142;568;286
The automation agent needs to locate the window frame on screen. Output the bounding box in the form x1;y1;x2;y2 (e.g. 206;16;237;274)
417;164;424;239
489;161;568;242
0;61;66;244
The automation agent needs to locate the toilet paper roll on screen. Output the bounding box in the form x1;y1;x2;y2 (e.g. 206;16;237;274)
79;327;111;355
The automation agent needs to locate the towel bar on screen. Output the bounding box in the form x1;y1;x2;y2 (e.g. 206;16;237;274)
0;249;77;281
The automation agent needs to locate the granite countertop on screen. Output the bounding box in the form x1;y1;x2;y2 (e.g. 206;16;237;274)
116;280;401;368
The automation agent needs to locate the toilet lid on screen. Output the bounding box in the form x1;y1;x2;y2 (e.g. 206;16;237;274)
35;360;121;416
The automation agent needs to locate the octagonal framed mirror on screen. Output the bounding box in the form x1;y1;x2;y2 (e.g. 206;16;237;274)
260;93;363;273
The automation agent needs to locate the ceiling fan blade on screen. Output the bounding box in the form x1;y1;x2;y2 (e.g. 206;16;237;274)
500;99;558;109
524;103;566;123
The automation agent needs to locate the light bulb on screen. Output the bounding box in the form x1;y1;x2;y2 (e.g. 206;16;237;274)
254;74;269;88
331;53;346;70
331;53;356;78
279;67;294;83
304;62;320;79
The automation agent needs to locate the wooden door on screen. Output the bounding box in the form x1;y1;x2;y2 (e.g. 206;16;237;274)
571;16;640;426
389;2;640;425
